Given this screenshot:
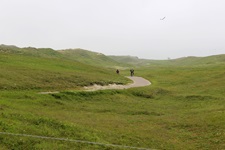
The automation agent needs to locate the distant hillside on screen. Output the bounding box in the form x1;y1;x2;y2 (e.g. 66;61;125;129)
1;44;224;67
169;55;225;66
109;54;225;67
0;45;128;68
109;55;170;66
58;49;128;68
0;44;62;58
109;55;145;65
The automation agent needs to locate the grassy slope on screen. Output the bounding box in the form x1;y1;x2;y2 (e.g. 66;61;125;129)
0;45;128;69
168;54;225;66
58;49;127;68
0;52;128;91
109;55;146;65
109;54;225;67
0;45;225;149
108;55;164;66
0;44;62;59
134;64;225;149
1;64;224;149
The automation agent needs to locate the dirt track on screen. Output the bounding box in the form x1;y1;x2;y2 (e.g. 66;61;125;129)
84;76;151;91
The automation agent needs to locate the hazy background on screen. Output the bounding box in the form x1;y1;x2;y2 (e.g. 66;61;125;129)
0;0;224;59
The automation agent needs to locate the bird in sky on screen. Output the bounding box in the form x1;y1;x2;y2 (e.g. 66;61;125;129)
160;17;166;20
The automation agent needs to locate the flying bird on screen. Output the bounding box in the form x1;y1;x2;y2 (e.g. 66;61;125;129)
160;17;166;20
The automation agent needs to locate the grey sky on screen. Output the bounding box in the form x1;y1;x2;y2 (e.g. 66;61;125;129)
0;0;225;59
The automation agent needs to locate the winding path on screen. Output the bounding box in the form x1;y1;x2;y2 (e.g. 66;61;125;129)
39;76;151;94
84;76;151;91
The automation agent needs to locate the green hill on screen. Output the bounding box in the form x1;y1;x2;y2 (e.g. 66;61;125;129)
0;45;128;68
169;54;225;66
58;49;127;68
0;46;128;90
109;54;225;67
2;44;224;68
0;44;62;58
109;55;147;65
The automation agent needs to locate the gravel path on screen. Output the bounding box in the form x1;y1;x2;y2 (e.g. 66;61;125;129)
84;76;151;91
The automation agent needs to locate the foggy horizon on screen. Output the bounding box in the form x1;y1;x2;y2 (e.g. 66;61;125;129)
0;0;225;59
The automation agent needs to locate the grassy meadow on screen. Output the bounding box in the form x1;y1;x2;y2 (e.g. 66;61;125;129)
0;46;225;149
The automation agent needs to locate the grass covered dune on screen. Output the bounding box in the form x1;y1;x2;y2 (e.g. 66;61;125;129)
0;46;225;149
0;53;128;91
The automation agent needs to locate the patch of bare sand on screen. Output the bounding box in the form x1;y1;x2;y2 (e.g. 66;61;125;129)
84;76;151;91
39;76;151;94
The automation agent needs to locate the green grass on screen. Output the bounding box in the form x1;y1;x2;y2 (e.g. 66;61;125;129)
1;63;225;149
0;53;128;90
0;45;225;149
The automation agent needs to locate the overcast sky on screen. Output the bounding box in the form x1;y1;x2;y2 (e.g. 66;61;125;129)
0;0;225;59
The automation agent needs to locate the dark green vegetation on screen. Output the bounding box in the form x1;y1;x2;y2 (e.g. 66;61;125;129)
0;45;225;149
